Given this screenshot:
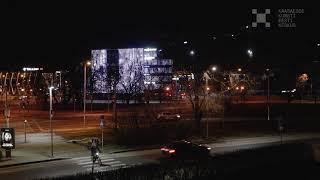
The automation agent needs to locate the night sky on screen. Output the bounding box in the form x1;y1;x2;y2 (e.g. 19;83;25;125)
3;2;320;72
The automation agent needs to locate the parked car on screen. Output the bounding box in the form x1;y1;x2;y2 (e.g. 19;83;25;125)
160;140;211;159
157;112;181;121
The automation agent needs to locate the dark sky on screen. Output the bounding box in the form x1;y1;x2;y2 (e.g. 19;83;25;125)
2;2;320;71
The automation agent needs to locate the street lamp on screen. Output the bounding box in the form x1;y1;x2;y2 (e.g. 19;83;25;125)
83;60;91;128
211;66;217;72
247;49;253;58
49;86;54;157
189;50;195;56
238;68;242;72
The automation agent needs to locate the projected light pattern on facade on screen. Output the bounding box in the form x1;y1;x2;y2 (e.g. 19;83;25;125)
91;48;170;93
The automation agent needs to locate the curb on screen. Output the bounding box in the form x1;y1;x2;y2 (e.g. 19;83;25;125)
0;157;71;168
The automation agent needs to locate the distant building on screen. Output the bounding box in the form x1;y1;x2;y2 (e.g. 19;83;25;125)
0;68;66;104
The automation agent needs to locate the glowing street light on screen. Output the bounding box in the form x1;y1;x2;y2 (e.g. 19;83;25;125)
247;49;253;58
240;86;245;90
206;87;210;91
238;68;242;72
165;87;170;91
236;87;239;90
211;66;217;72
183;41;188;44
189;50;195;56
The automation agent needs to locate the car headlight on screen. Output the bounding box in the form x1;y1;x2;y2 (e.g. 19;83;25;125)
207;147;211;150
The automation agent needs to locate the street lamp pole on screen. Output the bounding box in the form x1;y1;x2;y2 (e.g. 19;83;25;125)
83;61;91;128
49;86;54;157
83;63;87;128
267;73;270;121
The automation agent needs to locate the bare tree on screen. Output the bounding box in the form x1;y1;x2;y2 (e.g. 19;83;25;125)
118;61;144;104
180;70;208;133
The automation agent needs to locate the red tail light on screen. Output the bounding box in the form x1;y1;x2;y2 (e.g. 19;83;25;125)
169;149;176;154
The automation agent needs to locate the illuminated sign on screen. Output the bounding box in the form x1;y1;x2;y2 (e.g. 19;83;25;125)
143;48;157;52
1;128;15;149
22;67;43;71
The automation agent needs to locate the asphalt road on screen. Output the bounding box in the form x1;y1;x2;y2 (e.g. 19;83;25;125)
1;137;318;180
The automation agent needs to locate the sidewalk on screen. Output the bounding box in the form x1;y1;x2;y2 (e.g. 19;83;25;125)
1;132;320;168
0;133;159;168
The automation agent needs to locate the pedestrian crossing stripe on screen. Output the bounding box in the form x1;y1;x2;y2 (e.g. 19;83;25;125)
86;163;127;172
73;155;127;172
81;161;122;167
72;155;112;160
77;158;115;164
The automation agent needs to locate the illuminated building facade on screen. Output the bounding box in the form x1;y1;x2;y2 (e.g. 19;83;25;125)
91;48;173;93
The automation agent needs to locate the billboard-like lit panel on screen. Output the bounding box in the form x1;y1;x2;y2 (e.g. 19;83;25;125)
92;49;107;93
91;48;158;93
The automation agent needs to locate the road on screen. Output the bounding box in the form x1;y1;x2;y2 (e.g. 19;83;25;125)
1;135;319;179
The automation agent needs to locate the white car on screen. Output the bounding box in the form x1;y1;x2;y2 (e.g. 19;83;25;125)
157;112;181;121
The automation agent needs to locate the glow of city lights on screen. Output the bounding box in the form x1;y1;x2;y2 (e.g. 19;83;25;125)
21;88;25;92
206;87;210;91
240;86;245;90
86;61;91;66
227;87;230;90
236;87;239;90
165;87;170;91
238;68;242;72
212;66;217;71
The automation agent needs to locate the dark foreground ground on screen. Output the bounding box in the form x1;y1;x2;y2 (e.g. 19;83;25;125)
38;143;319;180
